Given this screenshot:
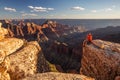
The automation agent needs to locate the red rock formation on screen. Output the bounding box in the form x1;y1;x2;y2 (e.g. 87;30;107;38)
16;25;24;36
1;20;87;42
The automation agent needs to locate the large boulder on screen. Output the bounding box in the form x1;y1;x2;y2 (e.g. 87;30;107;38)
0;38;24;80
0;58;10;80
0;38;24;63
80;40;120;80
6;41;50;80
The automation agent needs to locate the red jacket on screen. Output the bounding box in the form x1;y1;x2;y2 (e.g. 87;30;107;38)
87;34;92;42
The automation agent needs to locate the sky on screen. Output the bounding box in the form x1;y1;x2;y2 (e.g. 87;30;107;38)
0;0;120;19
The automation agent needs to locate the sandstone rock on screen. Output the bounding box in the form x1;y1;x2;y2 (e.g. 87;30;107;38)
0;27;24;80
22;72;94;80
6;41;41;80
81;39;120;80
0;58;10;80
0;26;51;80
0;38;24;63
0;37;50;80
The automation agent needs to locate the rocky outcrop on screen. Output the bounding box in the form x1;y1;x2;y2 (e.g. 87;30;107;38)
0;38;24;79
0;23;24;79
0;58;10;80
80;40;120;80
0;39;50;80
0;24;51;79
6;41;41;80
22;72;94;80
0;38;24;63
0;38;29;80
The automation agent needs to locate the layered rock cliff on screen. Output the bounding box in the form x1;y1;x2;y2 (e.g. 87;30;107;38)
80;39;120;80
1;20;86;42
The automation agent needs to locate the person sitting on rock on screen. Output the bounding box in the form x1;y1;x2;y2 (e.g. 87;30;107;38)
83;33;93;47
87;33;93;43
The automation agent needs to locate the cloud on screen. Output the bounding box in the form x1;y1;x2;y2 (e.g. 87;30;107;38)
22;13;38;16
28;6;54;12
91;6;115;13
91;10;97;13
48;8;54;10
28;6;34;9
105;8;112;12
4;7;16;12
71;6;85;10
105;5;116;12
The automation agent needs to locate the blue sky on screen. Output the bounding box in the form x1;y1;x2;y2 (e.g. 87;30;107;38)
0;0;120;19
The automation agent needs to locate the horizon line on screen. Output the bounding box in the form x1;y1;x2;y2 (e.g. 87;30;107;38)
1;18;120;20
